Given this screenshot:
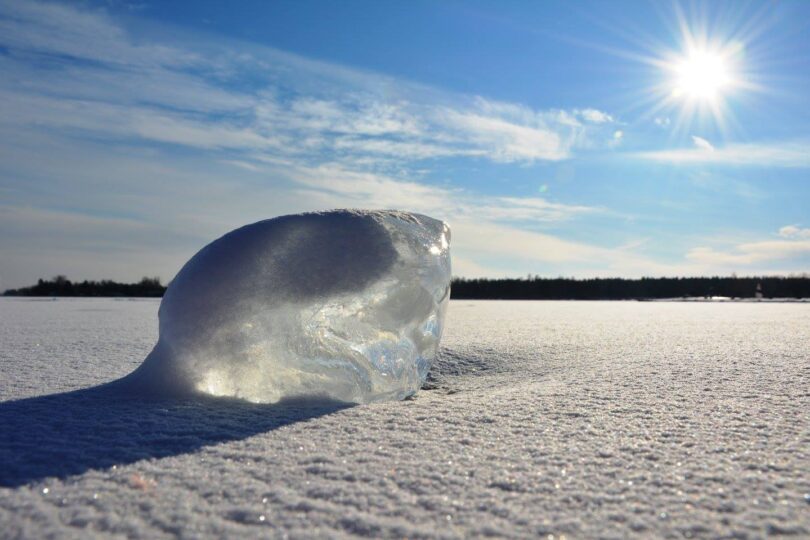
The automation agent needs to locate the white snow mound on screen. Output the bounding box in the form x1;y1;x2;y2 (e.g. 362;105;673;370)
124;210;451;404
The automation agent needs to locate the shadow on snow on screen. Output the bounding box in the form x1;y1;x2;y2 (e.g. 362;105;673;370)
0;347;486;487
0;381;350;487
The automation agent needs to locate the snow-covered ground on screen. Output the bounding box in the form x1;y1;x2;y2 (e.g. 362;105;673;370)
1;298;808;538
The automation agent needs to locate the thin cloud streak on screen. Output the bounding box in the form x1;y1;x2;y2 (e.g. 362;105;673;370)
691;135;715;151
687;227;810;266
778;225;810;239
636;141;810;167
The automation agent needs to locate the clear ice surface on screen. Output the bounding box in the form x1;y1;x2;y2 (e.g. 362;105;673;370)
124;210;451;404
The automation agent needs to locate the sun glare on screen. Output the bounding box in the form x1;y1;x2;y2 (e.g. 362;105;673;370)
672;51;732;101
622;3;764;137
653;36;746;135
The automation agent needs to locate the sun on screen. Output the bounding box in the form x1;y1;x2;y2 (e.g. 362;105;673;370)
588;3;764;137
654;38;745;135
672;50;732;102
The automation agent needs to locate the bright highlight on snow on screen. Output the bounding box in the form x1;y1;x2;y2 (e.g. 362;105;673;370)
123;210;451;404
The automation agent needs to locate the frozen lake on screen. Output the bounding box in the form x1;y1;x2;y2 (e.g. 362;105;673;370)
1;298;808;538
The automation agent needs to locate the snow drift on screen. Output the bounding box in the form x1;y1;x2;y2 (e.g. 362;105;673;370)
123;210;452;404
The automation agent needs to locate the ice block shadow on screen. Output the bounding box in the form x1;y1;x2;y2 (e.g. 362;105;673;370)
0;382;350;487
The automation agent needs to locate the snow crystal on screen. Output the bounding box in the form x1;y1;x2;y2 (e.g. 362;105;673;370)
123;210;451;403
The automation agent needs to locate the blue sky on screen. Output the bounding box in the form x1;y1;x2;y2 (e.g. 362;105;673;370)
1;0;809;289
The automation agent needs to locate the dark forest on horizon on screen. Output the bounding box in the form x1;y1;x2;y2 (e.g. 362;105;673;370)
4;274;810;299
3;276;165;298
451;275;810;300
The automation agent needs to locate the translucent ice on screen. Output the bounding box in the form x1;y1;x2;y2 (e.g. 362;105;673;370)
124;210;451;404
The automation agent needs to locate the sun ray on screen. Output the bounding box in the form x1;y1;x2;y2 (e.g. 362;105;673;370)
552;3;776;141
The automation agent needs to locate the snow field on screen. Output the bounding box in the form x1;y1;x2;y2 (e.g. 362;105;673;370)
1;298;808;538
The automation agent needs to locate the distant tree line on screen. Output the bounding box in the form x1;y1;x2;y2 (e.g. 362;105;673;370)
450;275;810;300
3;276;166;297
5;274;810;299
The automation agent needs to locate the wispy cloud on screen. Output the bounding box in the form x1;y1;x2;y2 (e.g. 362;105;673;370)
578;108;613;124
686;227;810;267
779;225;810;239
691;135;714;151
262;162;601;225
636;141;810;168
0;0;635;289
0;1;197;69
0;1;621;170
6;1;788;289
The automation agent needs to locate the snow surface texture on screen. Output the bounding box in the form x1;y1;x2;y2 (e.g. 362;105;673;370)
124;210;452;404
1;299;809;538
